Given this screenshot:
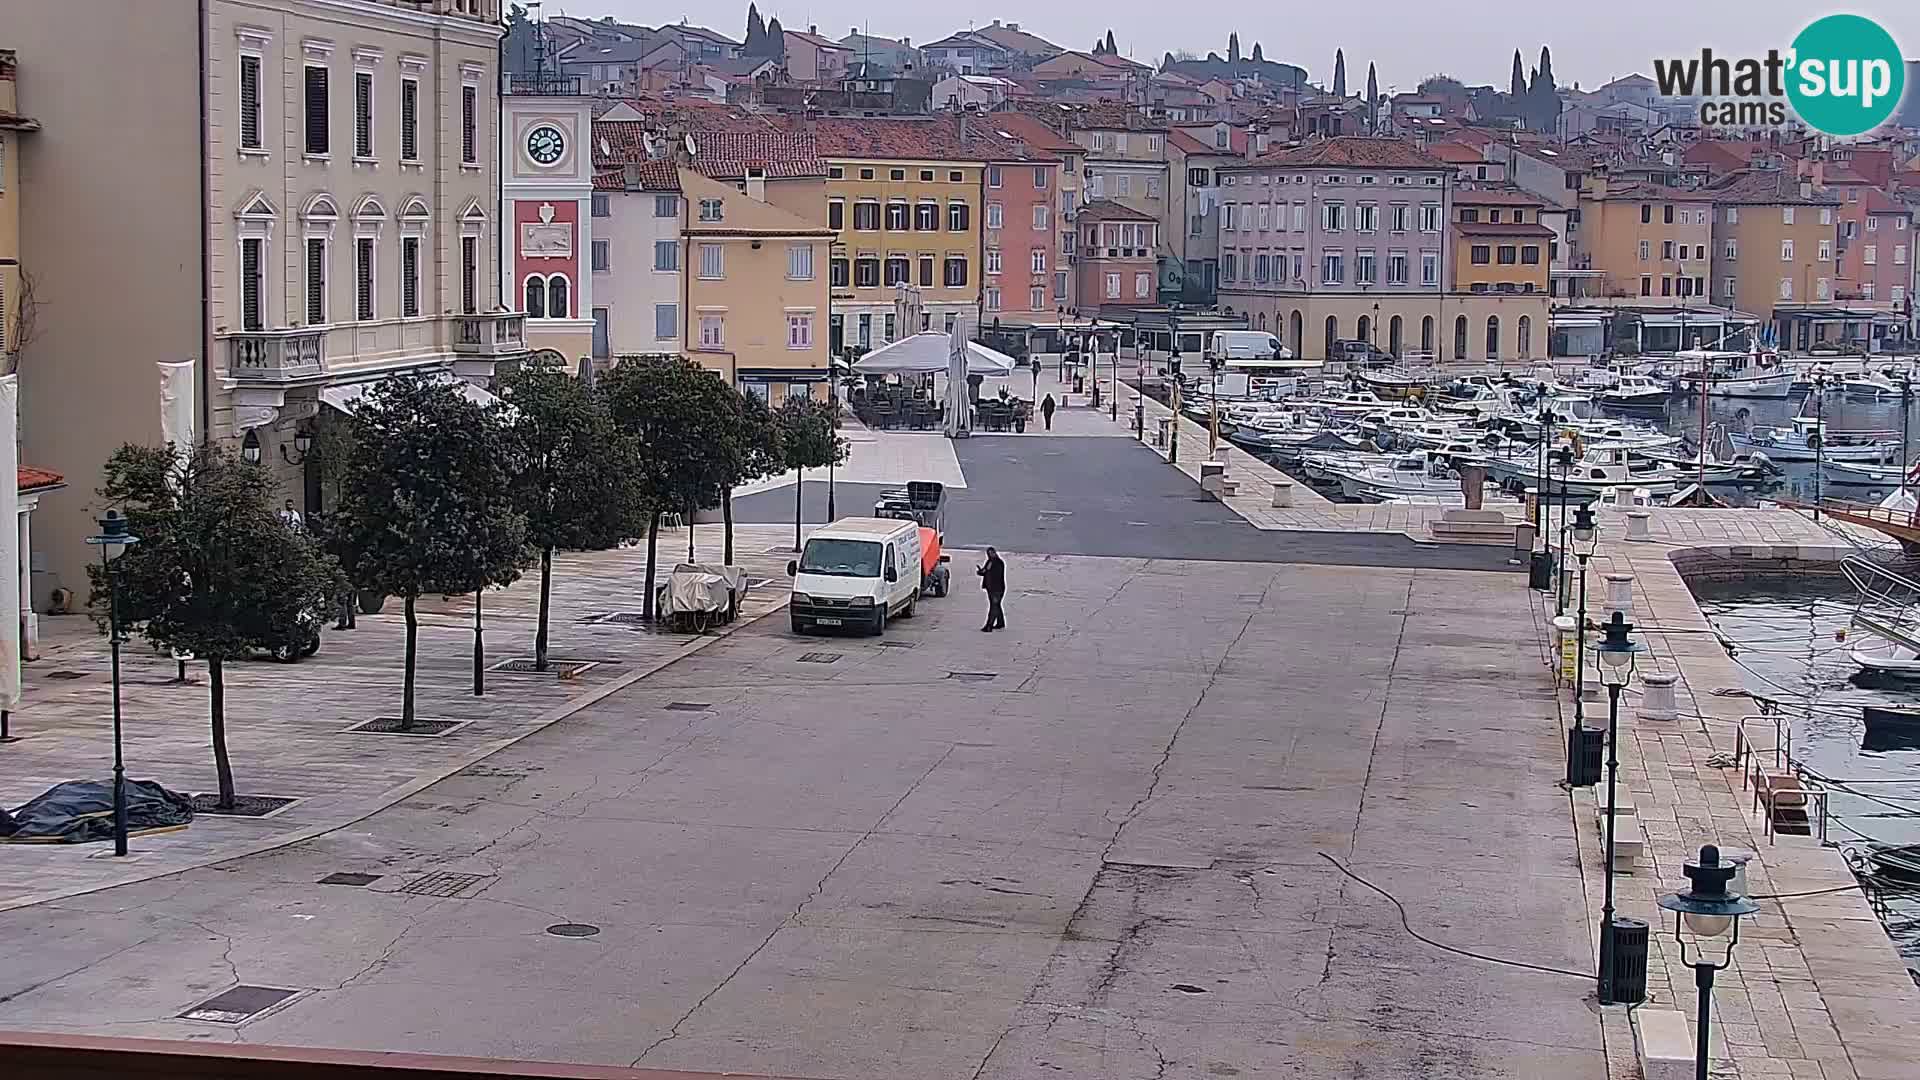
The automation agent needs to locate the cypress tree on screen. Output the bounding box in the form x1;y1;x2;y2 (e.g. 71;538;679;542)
1332;49;1346;97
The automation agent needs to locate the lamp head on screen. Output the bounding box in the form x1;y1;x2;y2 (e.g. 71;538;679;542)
1571;504;1598;554
86;508;140;550
1657;844;1758;941
1597;610;1641;686
294;428;315;454
1551;445;1574;469
241;428;263;465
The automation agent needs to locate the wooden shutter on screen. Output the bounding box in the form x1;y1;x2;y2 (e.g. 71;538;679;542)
400;79;418;160
304;66;329;155
241;239;263;331
461;236;477;314
306;239;326;324
239;55;261;149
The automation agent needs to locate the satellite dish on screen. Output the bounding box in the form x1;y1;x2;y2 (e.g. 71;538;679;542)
642;131;659;158
684;133;698;157
598;136;611;158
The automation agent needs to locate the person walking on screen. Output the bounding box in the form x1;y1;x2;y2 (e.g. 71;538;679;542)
977;547;1006;632
1040;394;1056;431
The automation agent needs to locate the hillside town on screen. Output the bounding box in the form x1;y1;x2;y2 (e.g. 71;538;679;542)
9;5;1920;1080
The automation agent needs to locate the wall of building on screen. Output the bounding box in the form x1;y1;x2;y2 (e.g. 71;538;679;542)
983;160;1057;319
824;158;982;338
1710;201;1837;318
1577;191;1713;304
595;187;680;354
1451;229;1552;292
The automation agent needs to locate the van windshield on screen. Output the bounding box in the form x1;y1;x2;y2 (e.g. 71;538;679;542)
799;539;883;578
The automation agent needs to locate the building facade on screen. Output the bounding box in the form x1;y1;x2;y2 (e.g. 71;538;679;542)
1575;176;1714;307
0;49;32;370
982;157;1062;322
987;111;1084;315
1448;190;1552;361
503;85;595;363
589;161;680;358
1074;200;1160;313
1705;168;1841;334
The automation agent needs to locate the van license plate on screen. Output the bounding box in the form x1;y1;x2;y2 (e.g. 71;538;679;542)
815;617;842;626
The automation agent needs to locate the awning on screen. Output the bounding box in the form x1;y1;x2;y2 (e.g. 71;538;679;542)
1550;317;1605;329
1639;312;1730;327
851;333;1017;376
320;374;500;415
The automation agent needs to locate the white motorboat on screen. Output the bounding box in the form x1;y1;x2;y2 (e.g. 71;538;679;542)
1305;389;1392;418
1842;374;1902;399
1597;374;1671;411
1851;639;1920;679
1323;451;1487;501
1821;458;1918;486
1673;349;1794;399
1729;416;1899;463
1482;445;1683;497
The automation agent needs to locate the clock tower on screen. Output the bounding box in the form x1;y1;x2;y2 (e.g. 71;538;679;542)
502;80;595;364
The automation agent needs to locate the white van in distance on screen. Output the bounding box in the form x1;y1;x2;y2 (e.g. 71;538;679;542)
788;518;923;636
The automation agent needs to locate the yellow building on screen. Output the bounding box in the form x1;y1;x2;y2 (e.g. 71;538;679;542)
680;169;833;403
1705;168;1841;333
1451;190;1553;294
1576;175;1715;305
0;50;37;364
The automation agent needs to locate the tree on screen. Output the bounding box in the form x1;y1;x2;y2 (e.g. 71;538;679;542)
1510;50;1526;99
499;359;643;672
1227;33;1240;63
1366;63;1379;132
1533;46;1560;133
1419;73;1465;97
333;374;528;729
773;396;848;553
2;267;41;377
764;17;786;60
714;390;784;566
1104;30;1117;55
1251;42;1263;63
90;443;339;809
744;3;765;54
1332;49;1346;98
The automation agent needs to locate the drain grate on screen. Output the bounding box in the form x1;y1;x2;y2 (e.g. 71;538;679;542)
665;702;711;711
487;657;601;677
398;870;493;898
180;985;302;1024
318;872;381;887
797;652;842;664
44;670;89;681
546;922;602;938
876;640;918;649
191;794;299;818
946;671;998;682
345;717;470;737
591;612;653;626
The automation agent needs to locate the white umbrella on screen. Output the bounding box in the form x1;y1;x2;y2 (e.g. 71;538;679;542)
852;333;1016;376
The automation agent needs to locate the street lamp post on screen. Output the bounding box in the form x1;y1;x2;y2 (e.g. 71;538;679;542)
1552;445;1574;616
1110;332;1119;423
85;510;140;857
1596;610;1643;1005
1571;505;1598;734
1657;846;1760;1080
1168;346;1182;463
1813;373;1827;520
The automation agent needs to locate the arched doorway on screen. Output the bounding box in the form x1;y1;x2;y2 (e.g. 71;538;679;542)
1356;314;1371;346
1324;315;1338;359
1258;311;1267;330
1289;310;1304;354
1389;315;1404;358
1517;315;1532;359
1421;315;1435;355
1485;315;1501;360
1453;315;1468;359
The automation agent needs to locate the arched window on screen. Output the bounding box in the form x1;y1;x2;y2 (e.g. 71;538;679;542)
1289;311;1303;354
1356;314;1371;345
1453;315;1468;359
1485;315;1500;359
1517;315;1532;359
546;274;569;319
1389;315;1403;358
1324;315;1338;359
1258;311;1267;330
1421;315;1434;355
524;276;546;319
524;273;570;319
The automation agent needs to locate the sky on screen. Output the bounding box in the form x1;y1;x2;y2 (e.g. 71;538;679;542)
554;1;1918;95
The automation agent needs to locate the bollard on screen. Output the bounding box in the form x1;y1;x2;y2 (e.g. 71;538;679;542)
1603;572;1635;619
1639;671;1678;721
1625;509;1651;541
1156;417;1172;448
1552;615;1578;684
1272;479;1294;508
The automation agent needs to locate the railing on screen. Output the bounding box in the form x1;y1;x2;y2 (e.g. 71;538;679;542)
226;328;325;383
453;312;527;357
505;72;584;96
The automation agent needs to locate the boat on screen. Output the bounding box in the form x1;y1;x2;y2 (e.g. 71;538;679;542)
1321;451;1488;501
1821;458;1919;486
1481;444;1683;497
1730;416;1900;463
1842;373;1901;399
1597;374;1672;412
1304;389;1392;418
1673;348;1794;399
1356;369;1427;401
1636;447;1779;485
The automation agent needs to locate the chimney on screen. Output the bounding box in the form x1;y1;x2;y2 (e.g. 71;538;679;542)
1007;22;1020;30
808;24;817;36
992;19;1001;27
746;166;767;202
1800;179;1813;200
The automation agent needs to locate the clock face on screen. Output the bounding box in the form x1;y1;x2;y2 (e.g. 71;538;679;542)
527;125;565;166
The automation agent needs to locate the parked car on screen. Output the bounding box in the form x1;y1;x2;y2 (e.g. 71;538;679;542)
1334;339;1395;367
253;608;323;663
787;517;923;636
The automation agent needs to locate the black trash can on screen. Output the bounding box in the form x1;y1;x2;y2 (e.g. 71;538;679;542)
1567;726;1604;787
1529;550;1556;592
1605;917;1650;1004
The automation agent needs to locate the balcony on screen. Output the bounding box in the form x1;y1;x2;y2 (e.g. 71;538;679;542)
454;312;527;358
505;73;585;96
226;328;326;384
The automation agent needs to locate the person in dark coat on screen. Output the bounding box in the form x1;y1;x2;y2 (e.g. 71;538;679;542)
1040;394;1056;430
977;547;1006;631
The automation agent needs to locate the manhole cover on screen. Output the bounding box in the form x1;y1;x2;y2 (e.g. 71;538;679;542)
45;670;89;681
487;657;601;676
546;922;602;938
345;717;470;737
877;640;918;649
399;871;493;898
665;702;711;711
180;985;301;1024
946;671;998;682
592;612;654;626
191;793;299;818
797;652;842;664
318;872;381;887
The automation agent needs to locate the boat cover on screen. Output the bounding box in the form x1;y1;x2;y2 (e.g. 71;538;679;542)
0;779;195;843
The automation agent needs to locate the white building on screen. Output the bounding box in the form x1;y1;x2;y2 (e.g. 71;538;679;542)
590;161;682;357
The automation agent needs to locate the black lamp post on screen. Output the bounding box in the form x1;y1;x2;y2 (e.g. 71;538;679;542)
1571;505;1598;731
240;428;263;465
1596;610;1643;1004
1552;445;1574;616
1657;845;1760;1079
85;510;140;857
1167;345;1182;462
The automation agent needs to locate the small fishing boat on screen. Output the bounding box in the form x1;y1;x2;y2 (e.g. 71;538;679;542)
1730;416;1899;463
1821;458;1918;486
1597;374;1672;412
1842;373;1902;399
1673;348;1794;399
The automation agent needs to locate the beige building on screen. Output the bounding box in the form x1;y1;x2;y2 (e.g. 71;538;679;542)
1704;168;1842;337
1575;174;1714;306
680;170;832;402
11;0;517;601
0;49;35;369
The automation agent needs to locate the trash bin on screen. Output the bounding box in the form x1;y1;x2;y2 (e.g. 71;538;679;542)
1529;549;1556;591
1605;917;1649;1004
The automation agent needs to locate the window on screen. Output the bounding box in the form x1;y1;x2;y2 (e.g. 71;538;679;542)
1253;253;1270;283
860;168;875;180
915;202;939;231
304;65;330;155
948;203;970;231
1135;271;1150;298
1293;203;1307;231
1725;240;1738;260
1147;135;1162;153
1663;204;1674;224
1030;285;1045;310
1258;204;1271;231
985;203;1003;230
1387;251;1408;285
1054;270;1067;296
787;313;813;349
1031;248;1046;274
1818;240;1832;261
884;314;896;342
1420;204;1441;232
654;241;678;271
1486;316;1500;357
1453;315;1468;358
590;238;609;273
1497;245;1517;265
1866;244;1878;264
461;235;477;314
240;237;265;331
984;248;1002;275
355;237;375;319
943;256;968;287
1033;205;1049;231
829;257;849;287
698;314;724;348
699;243;724;279
1521;245;1540;265
826;200;846;230
1820;207;1833;226
1321;251;1344;284
1661;276;1672;296
1639;240;1651;262
918;169;933;182
1147;176;1162;199
1900;218;1909;231
890;168;906;181
1726;207;1739;224
1864;282;1877;300
698;199;723;222
1779;276;1793;300
1322;203;1345;232
1781;239;1794;261
1899;245;1910;265
239;54;262;150
1471;245;1491;265
1640;275;1652;297
788;244;814;280
1355;250;1376;285
1115;175;1131;197
919;256;935;287
353;71;373;158
987;165;1002;188
949;170;963;182
591;193;609;218
1390;205;1408;232
1222;252;1237;282
984;287;1001;311
654;195;678;218
399;77;418;161
854;257;880;288
306;238;327;324
1722;276;1736;298
1105;272;1121;299
1817;277;1830;300
1662;240;1674;260
1188;167;1210;187
1460;208;1480;223
1894;285;1908;305
1641;204;1652;224
1489;210;1502;224
655;303;676;340
1420;251;1438;285
829;166;844;179
461;84;476;162
888;201;910;230
1783;206;1795;225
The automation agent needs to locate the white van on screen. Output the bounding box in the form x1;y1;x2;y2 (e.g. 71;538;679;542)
1209;330;1292;361
787;518;923;636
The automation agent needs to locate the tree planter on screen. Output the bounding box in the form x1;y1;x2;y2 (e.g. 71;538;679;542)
357;590;387;615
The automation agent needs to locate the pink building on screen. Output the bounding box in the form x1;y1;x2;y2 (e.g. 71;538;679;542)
1830;180;1913;311
982;156;1063;321
1074;200;1159;312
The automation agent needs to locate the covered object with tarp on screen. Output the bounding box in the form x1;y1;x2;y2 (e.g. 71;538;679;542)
0;779;195;843
850;333;1017;376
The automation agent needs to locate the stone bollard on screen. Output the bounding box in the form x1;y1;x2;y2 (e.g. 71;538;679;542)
1603;572;1635;619
1625;509;1651;541
1552;615;1578;684
1638;671;1678;721
1272;479;1294;508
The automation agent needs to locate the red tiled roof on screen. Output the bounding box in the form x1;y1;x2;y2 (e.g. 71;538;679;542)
1166;128;1212;155
18;466;63;493
0;110;39;131
1590;179;1714;202
1822;166;1871;184
1426;142;1486;165
987;110;1080;155
1707;167;1841;206
684;130;827;179
783;29;849;50
1453;221;1557;238
1453;188;1545;207
1257;137;1449;170
1863;188;1913;217
776;115;1026;163
592;160;680;192
1076;198;1157;222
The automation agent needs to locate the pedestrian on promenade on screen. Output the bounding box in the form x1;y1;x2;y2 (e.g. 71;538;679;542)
1041;394;1056;430
278;499;304;531
977;547;1006;632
